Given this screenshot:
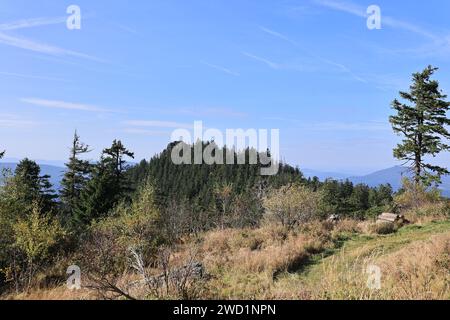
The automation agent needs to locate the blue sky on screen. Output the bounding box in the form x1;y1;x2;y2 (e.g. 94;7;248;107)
1;0;450;174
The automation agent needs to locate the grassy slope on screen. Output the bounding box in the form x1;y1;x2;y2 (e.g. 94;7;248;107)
304;221;450;280
275;220;450;299
6;220;449;300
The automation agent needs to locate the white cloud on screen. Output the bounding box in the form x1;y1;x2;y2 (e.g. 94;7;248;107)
0;32;103;62
0;71;66;82
0;16;103;62
201;61;240;76
259;26;299;46
243;52;280;69
21;98;114;113
313;0;439;40
0;16;66;31
0;114;37;128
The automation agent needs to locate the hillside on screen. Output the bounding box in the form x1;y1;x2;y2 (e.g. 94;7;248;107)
9;216;450;300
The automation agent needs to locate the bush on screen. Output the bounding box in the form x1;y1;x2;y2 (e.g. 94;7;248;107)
404;202;450;223
263;185;322;229
78;181;162;299
395;178;442;210
1;201;66;292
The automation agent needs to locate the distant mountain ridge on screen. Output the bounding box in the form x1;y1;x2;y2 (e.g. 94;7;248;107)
1;161;449;197
303;166;450;197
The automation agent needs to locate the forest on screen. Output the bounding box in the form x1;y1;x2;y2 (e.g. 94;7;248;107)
0;66;449;299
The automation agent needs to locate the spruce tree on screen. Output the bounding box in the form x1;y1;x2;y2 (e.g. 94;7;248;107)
390;66;450;186
60;131;91;219
102;139;135;184
14;158;56;212
73;140;134;226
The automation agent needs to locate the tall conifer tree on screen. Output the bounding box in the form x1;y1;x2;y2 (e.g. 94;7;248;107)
390;66;450;186
60;131;92;220
73;140;134;226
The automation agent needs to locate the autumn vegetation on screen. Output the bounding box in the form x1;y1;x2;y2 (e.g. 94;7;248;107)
0;66;449;300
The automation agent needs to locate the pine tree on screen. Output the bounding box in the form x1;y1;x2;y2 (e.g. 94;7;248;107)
60;131;92;219
390;66;450;186
73;162;117;226
102;140;134;192
73;140;134;227
14;158;56;213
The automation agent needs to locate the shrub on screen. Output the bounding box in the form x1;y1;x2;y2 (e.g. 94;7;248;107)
79;181;162;299
395;178;442;210
3;201;66;292
263;185;321;229
404;202;450;223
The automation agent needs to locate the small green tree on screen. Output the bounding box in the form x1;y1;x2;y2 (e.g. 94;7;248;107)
12;202;66;291
14;158;57;213
390;66;450;186
263;184;321;229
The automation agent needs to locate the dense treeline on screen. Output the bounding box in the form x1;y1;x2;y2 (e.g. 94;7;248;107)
0;137;395;292
0;66;448;297
127;141;394;221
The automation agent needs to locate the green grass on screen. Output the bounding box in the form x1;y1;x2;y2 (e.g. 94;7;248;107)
285;220;450;285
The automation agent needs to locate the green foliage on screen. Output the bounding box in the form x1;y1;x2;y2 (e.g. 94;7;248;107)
60;131;92;222
0;200;66;292
14;158;57;213
127;141;304;219
79;180;162;287
73;140;134;228
319;179;393;218
395;177;442;210
390;66;450;186
263;184;322;229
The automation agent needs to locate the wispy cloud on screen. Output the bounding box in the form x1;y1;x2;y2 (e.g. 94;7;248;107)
242;52;280;69
0;71;66;82
313;0;439;40
257;26;366;82
123;120;193;129
0;32;103;62
21;98;115;113
0;16;103;62
0;16;66;31
201;61;240;76
0;114;37;128
319;57;367;83
259;26;299;46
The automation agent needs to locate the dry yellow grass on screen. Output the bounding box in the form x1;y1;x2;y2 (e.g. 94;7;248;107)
2;287;95;300
3;216;449;300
